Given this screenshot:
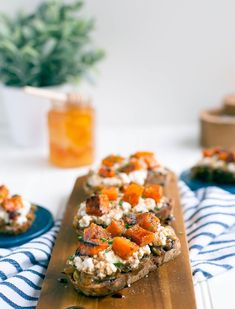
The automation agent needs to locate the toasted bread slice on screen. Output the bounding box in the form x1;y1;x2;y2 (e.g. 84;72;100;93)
0;205;36;235
65;225;181;297
191;165;235;184
65;237;180;297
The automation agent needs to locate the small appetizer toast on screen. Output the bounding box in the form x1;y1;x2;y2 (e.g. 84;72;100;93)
191;148;235;184
73;183;174;233
85;152;169;192
65;218;181;297
0;185;36;235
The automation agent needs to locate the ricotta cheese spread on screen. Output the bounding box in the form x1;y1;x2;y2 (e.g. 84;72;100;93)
76;196;165;228
72;245;151;279
87;169;148;188
0;199;31;225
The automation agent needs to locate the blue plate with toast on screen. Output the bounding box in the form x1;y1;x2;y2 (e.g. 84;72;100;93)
0;205;54;248
180;169;235;194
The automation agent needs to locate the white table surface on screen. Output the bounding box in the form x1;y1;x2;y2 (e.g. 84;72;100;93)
0;124;234;309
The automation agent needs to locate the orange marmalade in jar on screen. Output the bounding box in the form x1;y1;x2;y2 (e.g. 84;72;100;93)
48;94;94;168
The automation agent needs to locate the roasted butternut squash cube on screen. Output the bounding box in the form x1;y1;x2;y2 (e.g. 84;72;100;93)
0;185;9;203
123;183;144;206
101;187;118;201
102;155;125;167
86;194;110;216
119;158;144;174
106;220;125;236
218;151;228;161
76;239;109;256
98;166;115;178
132;151;158;169
136;212;160;232
112;237;139;260
202;148;215;157
132;151;155;158
143;184;163;203
84;223;110;241
125;224;154;246
2;195;23;212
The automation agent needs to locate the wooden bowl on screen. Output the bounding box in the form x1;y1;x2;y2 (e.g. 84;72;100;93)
223;95;235;115
200;107;235;149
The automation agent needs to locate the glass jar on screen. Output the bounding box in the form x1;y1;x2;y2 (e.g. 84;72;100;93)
48;95;94;168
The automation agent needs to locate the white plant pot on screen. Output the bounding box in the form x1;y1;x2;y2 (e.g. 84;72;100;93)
1;85;66;147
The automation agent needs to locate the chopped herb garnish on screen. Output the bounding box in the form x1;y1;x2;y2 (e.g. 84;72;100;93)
108;240;113;245
119;200;123;206
100;237;107;242
68;255;74;261
154;206;161;211
114;262;124;268
125;223;130;229
78;236;98;246
105;248;111;253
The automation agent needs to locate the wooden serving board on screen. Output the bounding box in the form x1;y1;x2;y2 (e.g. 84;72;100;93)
37;173;196;309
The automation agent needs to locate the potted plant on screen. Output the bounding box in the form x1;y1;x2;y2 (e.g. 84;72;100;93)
0;0;104;147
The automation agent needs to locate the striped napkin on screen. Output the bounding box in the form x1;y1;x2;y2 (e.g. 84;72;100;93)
0;221;60;309
0;184;235;308
180;181;235;283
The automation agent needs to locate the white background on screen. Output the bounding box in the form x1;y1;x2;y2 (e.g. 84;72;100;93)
1;0;235;126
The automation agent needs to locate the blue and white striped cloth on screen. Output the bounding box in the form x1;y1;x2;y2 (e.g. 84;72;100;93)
0;184;235;308
180;181;235;283
0;221;60;309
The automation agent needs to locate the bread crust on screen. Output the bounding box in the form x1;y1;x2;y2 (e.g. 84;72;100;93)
0;205;36;235
65;237;181;297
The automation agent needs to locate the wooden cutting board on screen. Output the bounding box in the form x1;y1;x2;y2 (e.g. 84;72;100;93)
37;173;196;309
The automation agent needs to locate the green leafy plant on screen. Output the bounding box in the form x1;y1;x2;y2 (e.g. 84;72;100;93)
0;0;104;87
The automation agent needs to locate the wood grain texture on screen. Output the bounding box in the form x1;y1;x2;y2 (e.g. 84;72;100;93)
37;173;196;309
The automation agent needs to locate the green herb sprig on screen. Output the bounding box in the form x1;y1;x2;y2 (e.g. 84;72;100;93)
0;0;104;87
114;262;124;268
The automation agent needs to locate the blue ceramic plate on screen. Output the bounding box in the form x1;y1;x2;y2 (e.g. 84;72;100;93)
0;205;54;248
180;169;235;194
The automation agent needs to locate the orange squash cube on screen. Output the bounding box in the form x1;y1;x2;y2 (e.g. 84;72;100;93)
218;151;228;161
125;225;154;246
77;239;109;256
123;183;144;206
86;194;110;216
132;151;155;158
84;223;110;241
0;185;9;203
2;195;23;212
112;237;139;260
136;212;160;232
119;158;144;174
106;220;125;236
132;151;158;169
102;155;125;167
202;149;215;157
143;184;163;203
98;166;115;178
101;187;118;201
